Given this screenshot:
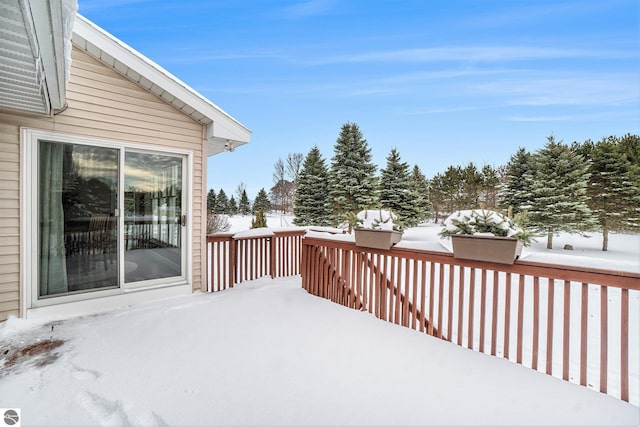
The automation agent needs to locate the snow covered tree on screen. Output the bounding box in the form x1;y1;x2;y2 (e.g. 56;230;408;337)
498;147;535;215
293;146;331;226
577;136;640;250
238;189;251;215
215;189;228;214
206;188;216;213
379;148;419;228
252;188;272;213
328;123;378;226
528;136;596;249
408;165;433;224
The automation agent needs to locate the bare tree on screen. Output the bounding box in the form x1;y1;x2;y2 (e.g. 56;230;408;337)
272;158;288;213
235;182;246;201
286;153;304;186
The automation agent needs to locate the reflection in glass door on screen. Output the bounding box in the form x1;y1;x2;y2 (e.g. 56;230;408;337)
124;152;183;283
38;141;119;298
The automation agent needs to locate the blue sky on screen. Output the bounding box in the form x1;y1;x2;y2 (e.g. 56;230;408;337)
78;0;639;200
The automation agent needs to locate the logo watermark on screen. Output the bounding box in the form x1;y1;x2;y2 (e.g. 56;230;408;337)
1;409;20;427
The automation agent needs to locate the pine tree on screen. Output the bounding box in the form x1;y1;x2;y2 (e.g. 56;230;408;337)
408;165;433;224
429;172;446;222
293;146;331;226
252;188;272;213
328;123;378;226
528;136;596;249
460;163;483;208
379;148;418;228
227;196;238;215
577;136;640;250
440;165;464;212
480;164;501;209
238;189;251;215
498;147;534;215
251;208;268;229
618;133;640;168
215;189;228;214
206;188;216;213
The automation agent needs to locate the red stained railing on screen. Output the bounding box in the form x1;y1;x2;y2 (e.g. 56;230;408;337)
207;230;640;405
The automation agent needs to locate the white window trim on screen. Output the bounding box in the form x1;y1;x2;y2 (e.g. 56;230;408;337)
21;128;193;318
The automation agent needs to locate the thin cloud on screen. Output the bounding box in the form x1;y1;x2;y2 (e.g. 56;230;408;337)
307;46;633;66
280;0;338;19
506;111;636;122
473;73;638;107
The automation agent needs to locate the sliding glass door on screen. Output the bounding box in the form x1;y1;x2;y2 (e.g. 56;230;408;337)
38;140;185;300
39;141;119;297
124;151;183;283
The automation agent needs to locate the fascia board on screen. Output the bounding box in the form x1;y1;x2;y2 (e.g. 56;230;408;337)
29;0;66;110
72;14;251;144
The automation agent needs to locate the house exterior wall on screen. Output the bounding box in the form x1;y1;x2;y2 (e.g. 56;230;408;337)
0;46;206;322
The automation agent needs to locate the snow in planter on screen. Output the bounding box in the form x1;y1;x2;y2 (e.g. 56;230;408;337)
354;209;399;231
440;209;533;246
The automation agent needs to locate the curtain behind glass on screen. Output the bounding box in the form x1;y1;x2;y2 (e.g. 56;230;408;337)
39;141;119;298
39;142;68;296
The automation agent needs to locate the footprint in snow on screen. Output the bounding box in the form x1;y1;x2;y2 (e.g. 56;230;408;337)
77;391;168;426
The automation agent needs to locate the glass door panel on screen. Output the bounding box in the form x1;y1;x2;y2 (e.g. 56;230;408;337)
38;141;119;297
124;152;183;283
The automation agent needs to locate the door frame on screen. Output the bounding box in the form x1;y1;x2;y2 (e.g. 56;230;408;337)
21;128;193;315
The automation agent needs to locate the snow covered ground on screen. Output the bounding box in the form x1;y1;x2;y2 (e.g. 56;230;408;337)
1;214;638;425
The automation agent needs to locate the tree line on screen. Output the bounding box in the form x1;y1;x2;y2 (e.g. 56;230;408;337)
209;122;639;251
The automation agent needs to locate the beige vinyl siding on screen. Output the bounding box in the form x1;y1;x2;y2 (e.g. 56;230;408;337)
0;46;207;321
0;122;21;321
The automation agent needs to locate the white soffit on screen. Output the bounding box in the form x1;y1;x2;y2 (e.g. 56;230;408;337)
0;0;74;114
72;14;251;157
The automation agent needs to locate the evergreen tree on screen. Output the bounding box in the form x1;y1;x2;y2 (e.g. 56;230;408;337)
408;165;433;224
480;164;501;209
238;189;251;215
227;196;238;215
251;208;268;229
328;123;378;226
498;147;534;215
252;188;272;213
618;133;640;168
215;189;228;214
429;172;446;222
206;188;216;213
577;136;640;250
293;146;331;226
460;162;483;208
441;165;464;212
528;136;596;249
379;148;419;228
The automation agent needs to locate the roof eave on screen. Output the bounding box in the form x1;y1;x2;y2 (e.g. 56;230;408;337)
30;0;73;111
72;14;251;155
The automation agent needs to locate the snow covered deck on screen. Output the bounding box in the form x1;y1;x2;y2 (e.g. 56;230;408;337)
0;277;637;425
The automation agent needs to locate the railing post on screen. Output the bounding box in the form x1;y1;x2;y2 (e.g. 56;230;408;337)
269;236;276;279
230;237;236;288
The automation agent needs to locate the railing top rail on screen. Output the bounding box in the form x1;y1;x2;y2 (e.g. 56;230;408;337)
206;233;235;242
302;235;640;290
207;228;307;243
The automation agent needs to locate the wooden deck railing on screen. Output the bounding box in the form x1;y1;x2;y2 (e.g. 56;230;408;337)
207;230;640;405
206;229;305;292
